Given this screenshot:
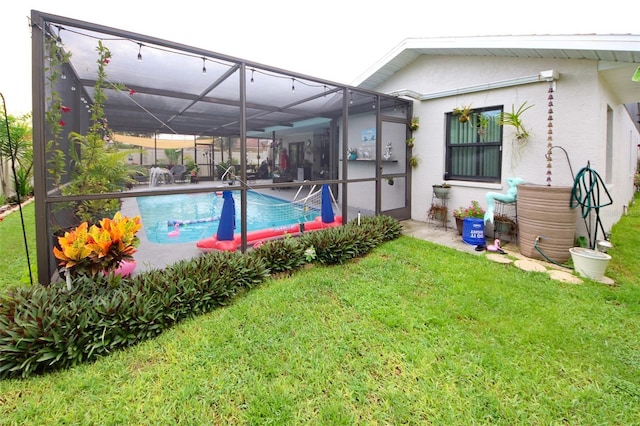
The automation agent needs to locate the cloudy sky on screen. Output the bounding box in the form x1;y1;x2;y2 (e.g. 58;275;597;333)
2;0;639;115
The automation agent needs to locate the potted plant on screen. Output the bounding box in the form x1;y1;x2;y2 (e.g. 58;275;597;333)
452;200;485;235
53;212;141;290
493;213;516;235
432;182;450;199
409;156;419;168
428;204;448;222
453;104;472;123
405;137;415;148
498;101;534;142
409;116;420;131
477;113;490;139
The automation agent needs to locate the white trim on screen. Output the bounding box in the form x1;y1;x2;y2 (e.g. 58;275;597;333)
389;70;559;101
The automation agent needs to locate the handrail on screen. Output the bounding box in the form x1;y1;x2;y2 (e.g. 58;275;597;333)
220;166;235;181
293;182;316;202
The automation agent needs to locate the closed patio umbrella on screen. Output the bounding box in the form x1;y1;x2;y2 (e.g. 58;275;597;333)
321;184;334;223
216;191;236;241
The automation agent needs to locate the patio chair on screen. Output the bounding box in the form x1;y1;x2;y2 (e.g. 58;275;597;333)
170;164;188;183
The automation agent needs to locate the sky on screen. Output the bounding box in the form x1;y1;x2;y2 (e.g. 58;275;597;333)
2;0;639;116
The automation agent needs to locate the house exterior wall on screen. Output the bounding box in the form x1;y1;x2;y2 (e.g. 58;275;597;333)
374;54;639;234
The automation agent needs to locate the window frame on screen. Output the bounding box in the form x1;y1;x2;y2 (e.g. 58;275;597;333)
444;105;504;183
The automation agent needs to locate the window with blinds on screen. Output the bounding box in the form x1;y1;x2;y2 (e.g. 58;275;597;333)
445;106;503;183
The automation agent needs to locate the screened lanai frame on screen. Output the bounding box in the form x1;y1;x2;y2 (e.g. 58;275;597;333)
30;10;413;285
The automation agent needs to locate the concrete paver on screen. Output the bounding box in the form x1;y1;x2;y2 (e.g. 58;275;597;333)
400;219;613;284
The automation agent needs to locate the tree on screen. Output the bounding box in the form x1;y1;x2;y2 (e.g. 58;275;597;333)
0;113;33;198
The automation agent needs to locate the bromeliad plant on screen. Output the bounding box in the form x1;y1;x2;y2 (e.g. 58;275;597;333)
53;212;141;288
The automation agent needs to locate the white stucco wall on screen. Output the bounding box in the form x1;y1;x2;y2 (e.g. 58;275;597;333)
374;54;639;234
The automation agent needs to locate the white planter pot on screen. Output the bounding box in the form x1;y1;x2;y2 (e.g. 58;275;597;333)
569;247;611;280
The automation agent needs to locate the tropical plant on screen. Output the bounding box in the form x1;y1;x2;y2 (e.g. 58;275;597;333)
164;148;181;165
498;101;534;141
0;113;33;198
477;113;490;138
185;157;197;174
453;104;472;123
452;200;485;219
61;41;142;223
409;116;419;131
53;212;141;286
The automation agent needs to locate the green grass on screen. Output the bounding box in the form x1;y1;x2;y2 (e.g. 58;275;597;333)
0;201;36;289
1;196;639;424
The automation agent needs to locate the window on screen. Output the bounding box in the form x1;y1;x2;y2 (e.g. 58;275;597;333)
445;106;503;182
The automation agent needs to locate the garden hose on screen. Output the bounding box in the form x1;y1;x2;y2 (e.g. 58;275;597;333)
570;162;613;249
533;158;612;267
534;236;571;268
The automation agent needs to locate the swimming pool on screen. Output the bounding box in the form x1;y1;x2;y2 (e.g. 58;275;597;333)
136;191;321;244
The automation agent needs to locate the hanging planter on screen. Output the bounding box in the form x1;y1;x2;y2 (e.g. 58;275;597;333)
405;137;415;148
453;105;472;123
409;117;420;131
498;101;534;142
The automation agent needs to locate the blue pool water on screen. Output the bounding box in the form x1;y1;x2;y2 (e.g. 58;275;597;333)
136;191;321;244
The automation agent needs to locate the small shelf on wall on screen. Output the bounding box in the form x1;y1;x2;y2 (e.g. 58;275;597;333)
341;159;398;163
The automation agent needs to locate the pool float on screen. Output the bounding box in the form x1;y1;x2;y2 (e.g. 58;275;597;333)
196;216;342;252
168;223;180;238
167;216;220;226
197;186;341;252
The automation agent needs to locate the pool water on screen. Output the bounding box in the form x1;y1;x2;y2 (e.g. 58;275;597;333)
136;191;321;244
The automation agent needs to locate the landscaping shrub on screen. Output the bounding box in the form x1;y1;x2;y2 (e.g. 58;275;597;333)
250;236;307;274
0;215;401;378
299;215;402;264
0;251;268;379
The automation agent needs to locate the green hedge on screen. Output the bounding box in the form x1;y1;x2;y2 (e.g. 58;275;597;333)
0;215;401;379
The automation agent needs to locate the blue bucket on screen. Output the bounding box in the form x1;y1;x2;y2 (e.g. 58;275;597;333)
462;218;485;245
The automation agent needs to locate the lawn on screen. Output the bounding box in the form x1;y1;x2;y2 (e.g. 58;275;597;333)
0;201;36;289
0;197;639;424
